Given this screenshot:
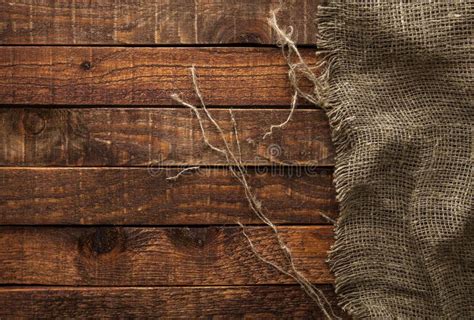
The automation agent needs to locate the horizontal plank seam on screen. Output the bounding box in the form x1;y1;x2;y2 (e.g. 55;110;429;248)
0;284;333;289
0;165;335;169
0;223;334;228
0;225;332;229
0;44;319;49
0;105;324;110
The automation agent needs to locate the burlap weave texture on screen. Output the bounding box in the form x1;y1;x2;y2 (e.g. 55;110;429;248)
318;1;474;318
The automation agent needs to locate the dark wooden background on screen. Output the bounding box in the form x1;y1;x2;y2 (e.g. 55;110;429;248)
0;0;344;318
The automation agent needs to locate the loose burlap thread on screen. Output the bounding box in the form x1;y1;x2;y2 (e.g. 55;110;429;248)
316;1;473;318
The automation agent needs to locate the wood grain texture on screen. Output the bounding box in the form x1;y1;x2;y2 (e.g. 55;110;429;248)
0;286;345;319
0;226;333;285
0;108;334;166
0;168;336;225
0;1;343;317
0;0;318;45
0;47;318;106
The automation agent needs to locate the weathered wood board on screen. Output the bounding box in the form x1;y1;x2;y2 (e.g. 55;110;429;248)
0;286;343;319
0;0;319;45
0;226;333;285
0;108;334;166
0;168;337;225
0;47;318;106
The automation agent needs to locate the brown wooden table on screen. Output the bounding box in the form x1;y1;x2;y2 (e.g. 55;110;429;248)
0;1;344;318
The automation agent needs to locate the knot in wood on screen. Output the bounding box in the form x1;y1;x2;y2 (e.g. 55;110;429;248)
23;111;45;135
80;227;126;256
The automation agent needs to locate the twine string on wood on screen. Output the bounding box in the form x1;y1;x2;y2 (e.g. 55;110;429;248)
171;66;339;320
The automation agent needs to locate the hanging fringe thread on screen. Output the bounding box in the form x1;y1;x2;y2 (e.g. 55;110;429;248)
268;8;329;109
167;4;340;318
171;63;339;319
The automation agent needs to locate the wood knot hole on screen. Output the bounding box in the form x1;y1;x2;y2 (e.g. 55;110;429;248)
23;111;45;135
80;60;92;71
80;227;126;257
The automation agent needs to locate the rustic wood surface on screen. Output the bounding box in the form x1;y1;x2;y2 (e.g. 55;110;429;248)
0;226;333;285
0;286;344;319
0;47;318;106
0;0;319;45
0;0;345;317
0;168;337;225
0;108;334;166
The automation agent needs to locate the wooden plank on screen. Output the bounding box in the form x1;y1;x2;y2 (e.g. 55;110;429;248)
0;226;333;285
0;108;334;166
0;286;345;319
0;0;319;45
0;168;336;225
0;47;318;106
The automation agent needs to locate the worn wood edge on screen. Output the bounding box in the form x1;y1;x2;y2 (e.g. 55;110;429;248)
0;107;334;166
0;46;319;106
0;285;346;318
0;0;319;45
0;167;337;225
0;225;334;285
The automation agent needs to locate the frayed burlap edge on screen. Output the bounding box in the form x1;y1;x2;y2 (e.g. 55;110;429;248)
269;4;360;316
316;3;367;318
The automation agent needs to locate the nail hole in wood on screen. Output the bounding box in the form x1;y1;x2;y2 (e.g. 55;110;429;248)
80;61;92;71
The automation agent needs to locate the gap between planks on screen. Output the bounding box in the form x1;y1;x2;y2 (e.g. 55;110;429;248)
0;44;318;48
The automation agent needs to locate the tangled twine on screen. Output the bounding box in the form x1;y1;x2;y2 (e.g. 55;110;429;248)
169;8;337;319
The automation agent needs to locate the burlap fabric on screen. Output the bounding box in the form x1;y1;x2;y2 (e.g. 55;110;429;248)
317;1;473;318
